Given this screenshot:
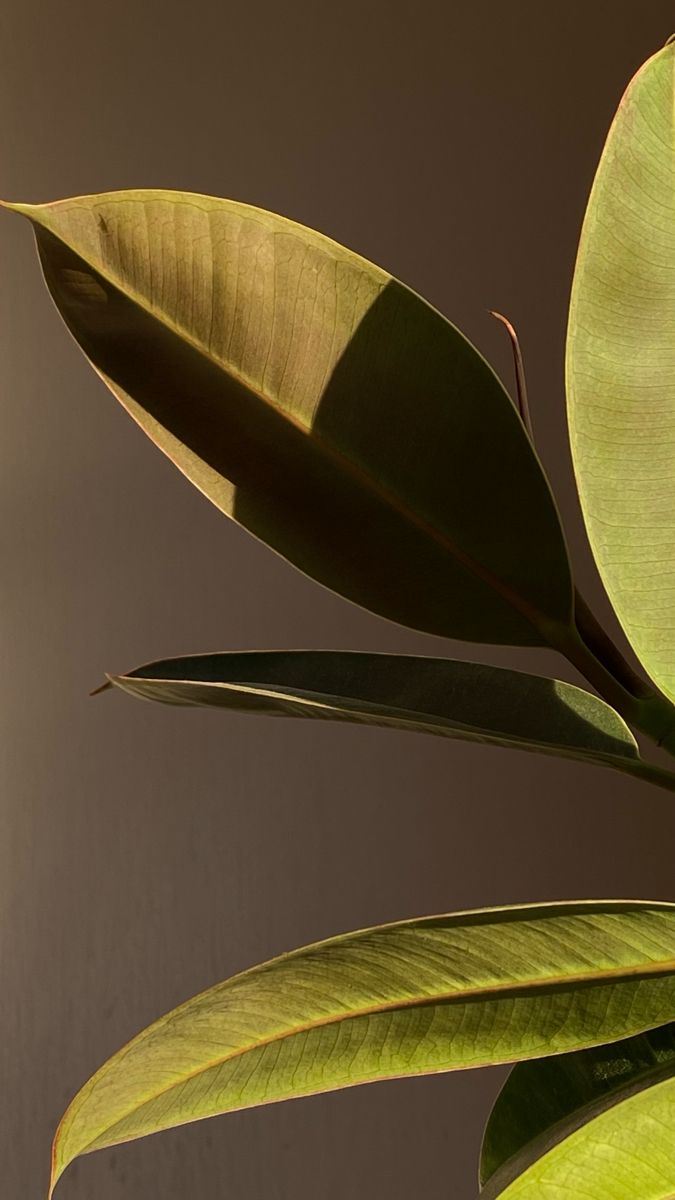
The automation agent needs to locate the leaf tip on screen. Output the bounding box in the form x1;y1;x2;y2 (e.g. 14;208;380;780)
48;1165;65;1199
488;308;512;331
48;1140;61;1199
0;198;37;218
89;678;113;697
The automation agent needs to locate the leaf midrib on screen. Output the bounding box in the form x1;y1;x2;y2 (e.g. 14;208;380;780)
67;955;675;1162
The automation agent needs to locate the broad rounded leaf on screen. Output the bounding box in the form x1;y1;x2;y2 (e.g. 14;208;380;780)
567;43;675;700
480;1024;675;1198
5;190;572;646
50;901;675;1194
105;649;663;785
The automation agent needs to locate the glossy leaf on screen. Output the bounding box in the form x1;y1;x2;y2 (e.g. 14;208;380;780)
104;649;668;788
480;1023;675;1198
50;901;675;1194
4;190;572;646
567;42;675;701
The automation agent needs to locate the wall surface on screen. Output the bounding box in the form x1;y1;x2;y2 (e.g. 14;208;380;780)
2;3;675;1198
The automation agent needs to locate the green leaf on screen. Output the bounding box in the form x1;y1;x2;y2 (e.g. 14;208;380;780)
50;901;675;1195
104;649;675;789
567;42;675;701
4;190;572;647
480;1023;675;1198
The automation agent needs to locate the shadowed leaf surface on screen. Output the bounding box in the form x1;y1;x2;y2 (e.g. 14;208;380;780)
5;190;572;646
480;1023;675;1198
50;901;675;1194
107;650;649;781
567;42;675;701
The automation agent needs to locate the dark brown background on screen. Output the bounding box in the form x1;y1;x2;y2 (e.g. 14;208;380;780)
2;3;675;1197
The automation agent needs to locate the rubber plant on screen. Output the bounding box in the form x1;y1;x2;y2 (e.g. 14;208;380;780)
4;35;675;1200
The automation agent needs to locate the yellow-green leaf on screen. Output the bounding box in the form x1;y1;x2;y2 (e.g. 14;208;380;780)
480;1024;675;1199
567;42;675;700
50;901;675;1194
4;190;572;646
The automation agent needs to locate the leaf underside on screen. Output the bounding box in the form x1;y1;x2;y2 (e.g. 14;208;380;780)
7;190;572;647
50;901;675;1194
567;42;675;701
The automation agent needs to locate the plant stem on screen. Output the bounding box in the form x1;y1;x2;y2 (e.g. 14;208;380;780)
489;310;534;437
555;607;675;760
622;755;675;796
573;590;653;701
491;307;675;762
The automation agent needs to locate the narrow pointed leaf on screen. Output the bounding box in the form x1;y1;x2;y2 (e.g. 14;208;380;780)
50;901;675;1194
105;649;666;787
480;1024;675;1198
567;42;675;700
5;190;572;646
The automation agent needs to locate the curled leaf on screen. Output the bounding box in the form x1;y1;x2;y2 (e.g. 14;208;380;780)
106;649;660;784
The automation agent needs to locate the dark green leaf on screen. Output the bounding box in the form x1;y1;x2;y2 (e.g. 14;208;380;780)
109;647;639;763
107;650;675;792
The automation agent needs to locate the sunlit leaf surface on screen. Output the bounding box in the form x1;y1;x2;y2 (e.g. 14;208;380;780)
50;901;675;1194
481;1023;675;1198
567;42;675;700
6;190;572;646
